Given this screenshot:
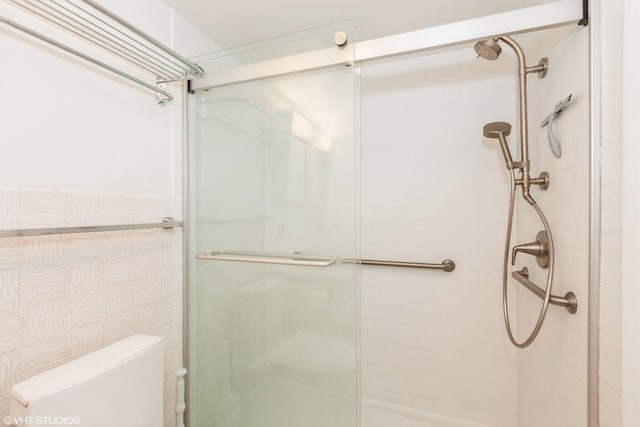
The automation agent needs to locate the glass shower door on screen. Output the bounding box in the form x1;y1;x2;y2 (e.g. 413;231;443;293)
187;34;359;427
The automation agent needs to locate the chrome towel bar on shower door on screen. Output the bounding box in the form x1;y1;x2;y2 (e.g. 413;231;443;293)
195;250;455;272
196;251;339;267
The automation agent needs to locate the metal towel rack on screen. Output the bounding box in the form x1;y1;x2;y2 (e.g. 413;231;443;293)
3;0;203;104
0;217;182;238
196;250;455;272
512;267;577;313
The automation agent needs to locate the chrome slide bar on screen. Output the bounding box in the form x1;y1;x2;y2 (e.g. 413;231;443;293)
0;217;182;238
196;250;455;272
512;267;577;313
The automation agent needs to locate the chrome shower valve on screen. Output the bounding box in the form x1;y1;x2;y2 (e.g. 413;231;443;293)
511;230;550;268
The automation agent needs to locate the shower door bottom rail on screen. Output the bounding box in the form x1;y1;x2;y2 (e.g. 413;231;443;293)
195;250;455;272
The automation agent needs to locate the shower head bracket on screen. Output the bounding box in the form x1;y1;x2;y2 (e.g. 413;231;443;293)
526;57;548;78
517;171;550;190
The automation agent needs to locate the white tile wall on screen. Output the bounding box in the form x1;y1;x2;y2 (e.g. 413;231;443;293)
0;190;181;427
598;0;624;425
515;26;590;427
621;1;640;425
360;46;519;427
359;25;592;427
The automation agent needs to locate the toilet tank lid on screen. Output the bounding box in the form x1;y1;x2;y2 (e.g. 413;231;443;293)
11;335;164;408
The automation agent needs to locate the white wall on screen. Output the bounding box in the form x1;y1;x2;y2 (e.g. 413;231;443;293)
512;26;590;427
359;46;518;427
596;0;624;425
622;1;640;426
0;1;217;426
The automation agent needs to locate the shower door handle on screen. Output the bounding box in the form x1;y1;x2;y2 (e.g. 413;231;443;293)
195;250;338;267
196;250;456;271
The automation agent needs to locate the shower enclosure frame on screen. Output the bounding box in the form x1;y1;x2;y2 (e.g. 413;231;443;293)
190;1;585;90
182;1;600;425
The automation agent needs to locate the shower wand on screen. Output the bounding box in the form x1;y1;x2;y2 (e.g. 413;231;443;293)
483;122;514;170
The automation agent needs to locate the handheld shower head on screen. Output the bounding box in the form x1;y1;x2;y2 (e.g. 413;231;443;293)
474;39;502;60
483;121;511;138
483;122;514;170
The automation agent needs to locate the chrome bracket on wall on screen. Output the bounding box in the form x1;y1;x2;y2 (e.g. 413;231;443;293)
156;82;171;106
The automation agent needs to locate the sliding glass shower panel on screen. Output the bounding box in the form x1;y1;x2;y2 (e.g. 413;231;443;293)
188;36;359;427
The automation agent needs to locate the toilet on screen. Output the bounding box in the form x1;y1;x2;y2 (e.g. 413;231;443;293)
9;335;164;427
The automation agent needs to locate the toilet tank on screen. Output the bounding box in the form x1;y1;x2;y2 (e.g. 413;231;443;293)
9;335;164;427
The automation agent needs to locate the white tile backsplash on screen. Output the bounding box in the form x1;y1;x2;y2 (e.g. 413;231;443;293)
134;229;159;251
22;235;68;269
136;302;160;335
104;256;136;286
21;191;67;228
0;239;21;271
0;190;181;423
68;233;106;260
103;196;135;225
68;322;105;359
23;299;67;346
19;337;67;381
0;312;23;354
105;230;135;257
68;290;106;328
0;352;20;395
0;191;21;230
0;270;20;313
106;281;135;317
104;312;137;345
21;267;67;305
67;258;105;296
67;193;105;227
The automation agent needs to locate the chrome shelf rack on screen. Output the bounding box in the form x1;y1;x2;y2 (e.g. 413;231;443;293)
3;0;203;105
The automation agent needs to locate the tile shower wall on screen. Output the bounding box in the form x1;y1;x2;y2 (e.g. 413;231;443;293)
515;26;590;427
0;190;181;427
598;0;624;425
621;1;640;424
360;48;519;427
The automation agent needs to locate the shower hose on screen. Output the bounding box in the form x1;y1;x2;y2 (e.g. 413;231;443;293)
503;169;555;348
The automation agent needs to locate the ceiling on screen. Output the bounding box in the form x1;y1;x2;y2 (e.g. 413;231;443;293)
163;0;553;51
